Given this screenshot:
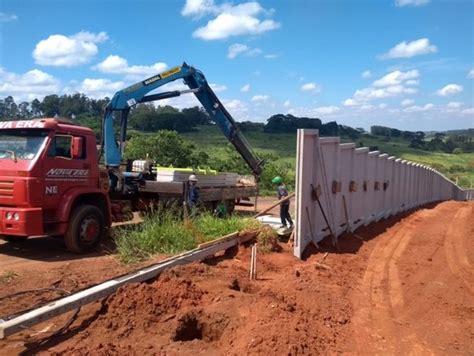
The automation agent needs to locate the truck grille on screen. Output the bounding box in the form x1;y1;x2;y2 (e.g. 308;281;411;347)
0;180;14;198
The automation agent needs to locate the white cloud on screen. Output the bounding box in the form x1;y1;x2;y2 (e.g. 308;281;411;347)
445;102;463;113
447;102;462;109
461;108;474;115
314;106;340;114
181;0;218;18
222;99;251;120
343;98;359;106
405;79;419;86
227;43;262;59
395;0;430;7
362;70;372;79
360;104;374;111
75;78;126;99
190;2;280;40
468;69;474;79
93;55;167;79
401;99;414;106
372;70;419;87
301;82;320;93
288;105;340;117
380;38;437;59
209;83;227;92
404;103;434;112
264;54;278;59
251;94;270;103
33;31;108;67
436;84;463;96
223;99;248;112
346;70;419;104
283;99;290;107
240;84;250;92
0;67;60;102
354;85;417;101
379;103;388;109
0;12;17;22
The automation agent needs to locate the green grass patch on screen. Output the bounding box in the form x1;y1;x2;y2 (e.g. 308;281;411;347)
115;211;261;264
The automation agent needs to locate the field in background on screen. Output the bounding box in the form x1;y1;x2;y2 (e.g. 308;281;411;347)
181;125;474;189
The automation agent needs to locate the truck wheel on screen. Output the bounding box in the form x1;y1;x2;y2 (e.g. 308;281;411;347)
65;205;105;253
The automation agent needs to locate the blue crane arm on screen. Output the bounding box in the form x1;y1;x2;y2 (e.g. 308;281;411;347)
102;62;264;177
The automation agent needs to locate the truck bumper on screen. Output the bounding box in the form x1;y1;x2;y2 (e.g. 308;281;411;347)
0;208;43;237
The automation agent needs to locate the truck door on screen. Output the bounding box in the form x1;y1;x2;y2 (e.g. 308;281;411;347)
42;134;92;213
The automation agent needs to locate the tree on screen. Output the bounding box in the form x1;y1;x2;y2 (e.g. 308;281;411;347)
124;130;208;167
40;95;60;117
17;102;31;119
181;106;211;125
264;114;322;133
0;96;18;119
320;121;339;136
31;99;42;117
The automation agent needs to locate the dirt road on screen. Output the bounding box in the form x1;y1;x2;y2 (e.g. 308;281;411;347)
0;200;472;354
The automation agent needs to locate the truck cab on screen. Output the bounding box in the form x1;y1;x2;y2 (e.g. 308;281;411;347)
0;119;111;252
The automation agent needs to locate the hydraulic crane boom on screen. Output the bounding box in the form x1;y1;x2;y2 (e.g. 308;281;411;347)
102;62;264;177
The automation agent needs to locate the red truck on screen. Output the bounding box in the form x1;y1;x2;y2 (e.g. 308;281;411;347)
0;64;263;253
0;119;111;252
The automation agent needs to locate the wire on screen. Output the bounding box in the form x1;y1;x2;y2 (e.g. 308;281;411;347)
0;287;81;346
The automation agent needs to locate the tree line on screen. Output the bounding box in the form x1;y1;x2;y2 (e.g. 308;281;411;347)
0;95;362;139
370;125;474;154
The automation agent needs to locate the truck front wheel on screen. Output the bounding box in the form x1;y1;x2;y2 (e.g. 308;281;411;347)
65;205;105;253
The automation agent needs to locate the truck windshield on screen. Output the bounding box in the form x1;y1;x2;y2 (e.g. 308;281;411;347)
0;129;49;160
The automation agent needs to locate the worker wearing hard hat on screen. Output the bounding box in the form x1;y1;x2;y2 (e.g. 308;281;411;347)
187;174;199;211
272;176;293;229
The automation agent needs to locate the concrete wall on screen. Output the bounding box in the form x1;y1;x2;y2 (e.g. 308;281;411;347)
294;129;472;258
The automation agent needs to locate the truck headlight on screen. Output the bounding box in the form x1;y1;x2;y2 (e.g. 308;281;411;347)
13;213;20;221
6;212;13;220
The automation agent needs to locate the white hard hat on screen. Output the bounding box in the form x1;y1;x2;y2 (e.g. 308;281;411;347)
189;174;198;182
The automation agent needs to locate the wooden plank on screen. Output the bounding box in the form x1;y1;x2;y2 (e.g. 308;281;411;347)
0;230;258;339
253;192;295;218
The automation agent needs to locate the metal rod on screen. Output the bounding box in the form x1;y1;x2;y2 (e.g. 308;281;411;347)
311;183;335;240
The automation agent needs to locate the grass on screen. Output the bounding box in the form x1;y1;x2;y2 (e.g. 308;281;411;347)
0;271;18;282
181;126;474;189
115;209;261;264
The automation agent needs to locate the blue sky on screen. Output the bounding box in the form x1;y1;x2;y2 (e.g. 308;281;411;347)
0;0;473;131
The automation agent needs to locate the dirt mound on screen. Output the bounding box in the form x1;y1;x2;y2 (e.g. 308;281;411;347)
92;272;204;334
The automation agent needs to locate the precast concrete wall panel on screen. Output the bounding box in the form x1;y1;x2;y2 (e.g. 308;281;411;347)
365;151;379;225
294;129;470;259
352;148;369;231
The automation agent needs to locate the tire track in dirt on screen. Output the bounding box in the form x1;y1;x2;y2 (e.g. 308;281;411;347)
352;203;466;355
353;216;423;355
443;205;474;294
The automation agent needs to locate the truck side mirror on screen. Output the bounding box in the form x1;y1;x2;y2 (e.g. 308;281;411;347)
72;137;84;159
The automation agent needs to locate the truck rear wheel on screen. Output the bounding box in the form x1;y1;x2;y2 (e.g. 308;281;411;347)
65;205;105;253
